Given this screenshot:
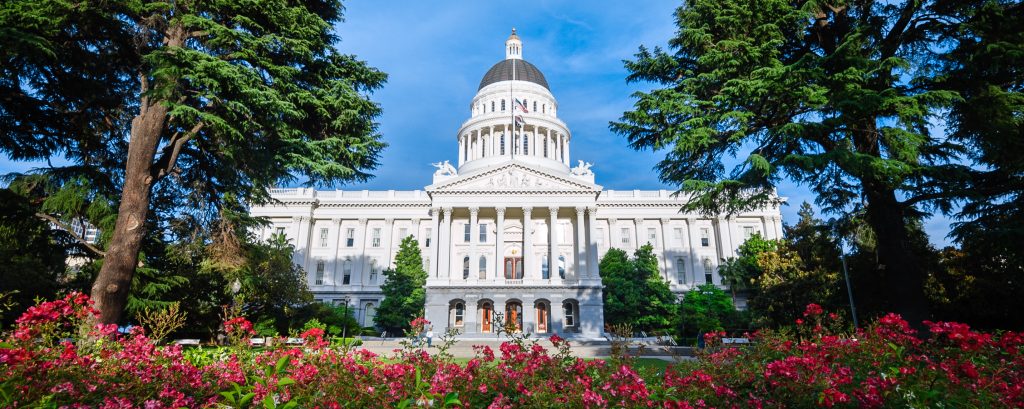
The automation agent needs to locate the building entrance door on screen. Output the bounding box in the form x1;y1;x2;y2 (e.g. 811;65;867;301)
504;257;523;279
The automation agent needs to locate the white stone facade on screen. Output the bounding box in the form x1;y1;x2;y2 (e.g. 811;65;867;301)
249;31;783;338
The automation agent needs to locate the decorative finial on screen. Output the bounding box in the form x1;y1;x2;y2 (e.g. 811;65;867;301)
506;28;522;60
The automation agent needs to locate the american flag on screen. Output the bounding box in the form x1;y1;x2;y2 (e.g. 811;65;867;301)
514;98;529;113
514;115;525;128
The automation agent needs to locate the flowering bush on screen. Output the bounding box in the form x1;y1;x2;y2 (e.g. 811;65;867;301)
1;295;1022;408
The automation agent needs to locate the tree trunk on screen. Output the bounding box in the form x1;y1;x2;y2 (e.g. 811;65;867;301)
862;181;931;329
90;96;168;324
90;26;186;325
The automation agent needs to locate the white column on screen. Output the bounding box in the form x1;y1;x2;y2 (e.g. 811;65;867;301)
382;218;395;275
469;207;479;282
457;136;464;166
564;135;571;164
523;207;533;279
634;218;643;250
429;209;440;278
575;207;588;280
716;217;733;259
330;218;343;286
548;206;558;280
587;207;599;279
495;207;505;281
439;207;453;279
686;217;700;285
356;218;368;287
663;219;671;282
608;218;619;249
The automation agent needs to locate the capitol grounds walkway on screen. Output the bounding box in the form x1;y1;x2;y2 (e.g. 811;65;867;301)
354;337;697;363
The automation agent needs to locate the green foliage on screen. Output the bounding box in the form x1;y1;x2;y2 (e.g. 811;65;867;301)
599;244;679;333
212;234;313;335
291;303;359;337
610;0;1024;323
375;236;427;334
678;284;735;337
0;189;68;325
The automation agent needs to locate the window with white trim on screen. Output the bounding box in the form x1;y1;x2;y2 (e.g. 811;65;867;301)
647;228;657;245
398;227;408;240
479;256;486;279
700;228;710;247
318;228;328;247
425;228;432;247
463;256;470;279
479;223;487;242
342;258;352;285
345;228;355;247
314;261;325;285
464;223;471;242
743;226;755;240
620;228;631;246
454;302;465;326
676;257;686;284
372;228;381;247
703;258;714;284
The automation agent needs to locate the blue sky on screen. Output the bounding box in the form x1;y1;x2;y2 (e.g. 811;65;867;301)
0;0;956;247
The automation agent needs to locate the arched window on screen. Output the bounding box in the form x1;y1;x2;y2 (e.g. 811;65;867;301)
563;301;575;327
463;256;470;279
364;303;376;327
703;258;714;284
500;134;505;155
541;255;549;279
505;301;523;332
523;134;529;155
542;104;546;114
479;256;487;279
342;258;352;285
558;255;566;279
501;99;506;111
454;302;465;327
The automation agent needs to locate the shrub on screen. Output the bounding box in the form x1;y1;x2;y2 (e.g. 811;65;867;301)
2;294;1021;408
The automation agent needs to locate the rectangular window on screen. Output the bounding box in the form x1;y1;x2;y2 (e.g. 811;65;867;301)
743;226;754;240
647;228;657;245
464;223;471;242
479;223;487;242
343;260;352;285
674;227;684;247
620;228;631;246
369;266;378;285
314;261;325;285
398;227;408;240
423;257;430;271
596;228;605;248
425;228;432;247
701;228;710;247
676;257;687;284
345;228;355;247
275;227;286;237
704;259;714;284
319;228;328;247
372;228;381;247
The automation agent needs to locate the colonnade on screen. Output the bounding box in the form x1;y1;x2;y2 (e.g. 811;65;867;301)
457;124;569;166
427;206;599;283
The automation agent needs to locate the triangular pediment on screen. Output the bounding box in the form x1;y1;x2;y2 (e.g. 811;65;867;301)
427;163;599;193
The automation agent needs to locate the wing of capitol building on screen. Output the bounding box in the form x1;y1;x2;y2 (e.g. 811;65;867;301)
250;30;784;339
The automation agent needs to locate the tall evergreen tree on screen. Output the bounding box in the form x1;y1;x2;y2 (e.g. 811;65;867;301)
375;236;426;334
611;0;1001;324
599;244;678;333
0;0;386;323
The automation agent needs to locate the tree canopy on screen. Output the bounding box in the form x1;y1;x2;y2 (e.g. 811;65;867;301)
0;0;386;323
599;245;678;333
613;0;1023;324
375;236;427;335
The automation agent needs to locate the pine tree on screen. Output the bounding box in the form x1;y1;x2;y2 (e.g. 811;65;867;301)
375;236;426;334
599;244;678;333
611;0;1000;324
0;0;386;323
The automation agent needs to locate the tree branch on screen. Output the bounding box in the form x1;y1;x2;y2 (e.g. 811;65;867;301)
151;121;204;181
35;213;106;257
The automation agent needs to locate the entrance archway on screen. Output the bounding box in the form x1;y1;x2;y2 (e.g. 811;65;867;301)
505;301;523;332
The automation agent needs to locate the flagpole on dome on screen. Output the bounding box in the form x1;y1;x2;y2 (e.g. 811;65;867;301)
510;28;516;161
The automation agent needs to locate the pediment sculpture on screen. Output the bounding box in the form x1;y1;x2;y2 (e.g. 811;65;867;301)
486;169;546;189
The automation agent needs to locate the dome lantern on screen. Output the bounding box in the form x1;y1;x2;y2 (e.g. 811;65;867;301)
505;28;522;60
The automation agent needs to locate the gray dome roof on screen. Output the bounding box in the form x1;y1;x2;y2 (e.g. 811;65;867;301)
478;59;549;90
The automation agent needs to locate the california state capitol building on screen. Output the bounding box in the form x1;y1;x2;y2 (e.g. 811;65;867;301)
250;30;784;339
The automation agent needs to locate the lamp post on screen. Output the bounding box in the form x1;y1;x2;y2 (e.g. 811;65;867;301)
342;297;350;340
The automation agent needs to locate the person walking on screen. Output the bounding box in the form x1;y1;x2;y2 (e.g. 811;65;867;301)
426;326;434;348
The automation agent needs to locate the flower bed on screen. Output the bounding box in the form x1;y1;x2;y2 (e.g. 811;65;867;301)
1;295;1022;408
